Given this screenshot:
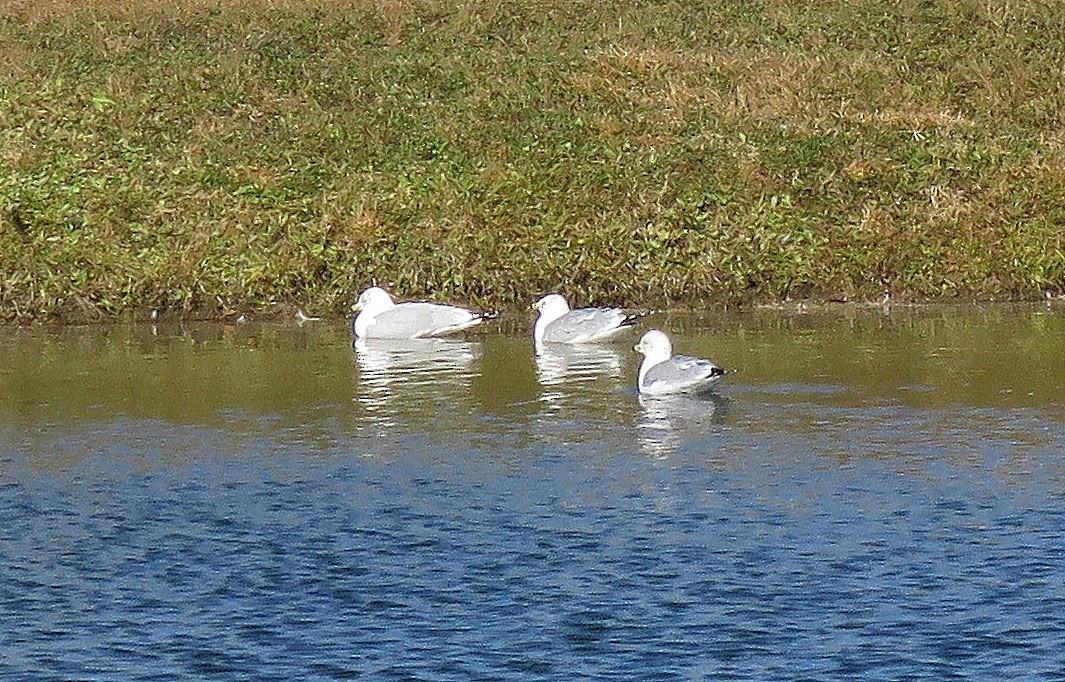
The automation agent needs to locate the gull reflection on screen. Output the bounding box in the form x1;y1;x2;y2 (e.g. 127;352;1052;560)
636;393;729;458
535;344;623;385
535;344;623;411
353;337;480;430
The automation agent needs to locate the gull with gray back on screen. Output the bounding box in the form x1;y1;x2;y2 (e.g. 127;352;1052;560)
634;329;727;395
351;286;492;339
532;293;637;351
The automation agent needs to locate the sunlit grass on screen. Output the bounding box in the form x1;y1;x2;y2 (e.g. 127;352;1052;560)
1;0;1064;321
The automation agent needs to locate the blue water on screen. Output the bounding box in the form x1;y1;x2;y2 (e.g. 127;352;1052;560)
2;315;1064;680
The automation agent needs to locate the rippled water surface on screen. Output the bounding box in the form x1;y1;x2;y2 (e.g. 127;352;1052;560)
2;305;1065;680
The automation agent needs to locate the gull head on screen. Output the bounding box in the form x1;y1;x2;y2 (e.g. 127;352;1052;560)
353;286;395;314
532;293;571;318
634;329;674;364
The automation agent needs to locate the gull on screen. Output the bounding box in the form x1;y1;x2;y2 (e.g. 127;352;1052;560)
532;293;638;351
634;329;727;395
351;286;492;339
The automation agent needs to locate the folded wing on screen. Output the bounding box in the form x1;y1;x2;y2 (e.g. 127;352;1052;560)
367;302;483;339
643;355;726;394
543;308;634;343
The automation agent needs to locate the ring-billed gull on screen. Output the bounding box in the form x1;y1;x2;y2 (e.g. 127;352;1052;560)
634;329;727;395
351;286;492;339
532;293;637;350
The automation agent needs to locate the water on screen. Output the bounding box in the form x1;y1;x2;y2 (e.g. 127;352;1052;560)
2;305;1064;680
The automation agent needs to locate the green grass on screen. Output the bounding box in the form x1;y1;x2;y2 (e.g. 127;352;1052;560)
2;0;1064;321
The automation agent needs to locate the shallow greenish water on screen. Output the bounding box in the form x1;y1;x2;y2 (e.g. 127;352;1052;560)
2;305;1064;680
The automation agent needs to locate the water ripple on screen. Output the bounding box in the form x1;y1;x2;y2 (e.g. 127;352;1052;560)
3;323;1065;680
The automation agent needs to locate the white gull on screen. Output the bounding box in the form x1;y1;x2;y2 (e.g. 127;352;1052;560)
532;293;637;351
634;329;727;395
351;286;492;339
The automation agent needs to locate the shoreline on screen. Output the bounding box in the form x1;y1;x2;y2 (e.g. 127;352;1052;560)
5;295;1062;330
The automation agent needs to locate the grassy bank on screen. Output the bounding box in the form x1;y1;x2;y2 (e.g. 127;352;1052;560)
2;0;1064;322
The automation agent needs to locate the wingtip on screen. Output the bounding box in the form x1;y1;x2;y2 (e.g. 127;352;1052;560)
621;310;645;327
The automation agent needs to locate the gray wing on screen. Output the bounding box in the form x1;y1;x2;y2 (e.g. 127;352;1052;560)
645;355;726;393
367;302;480;338
543;308;633;343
